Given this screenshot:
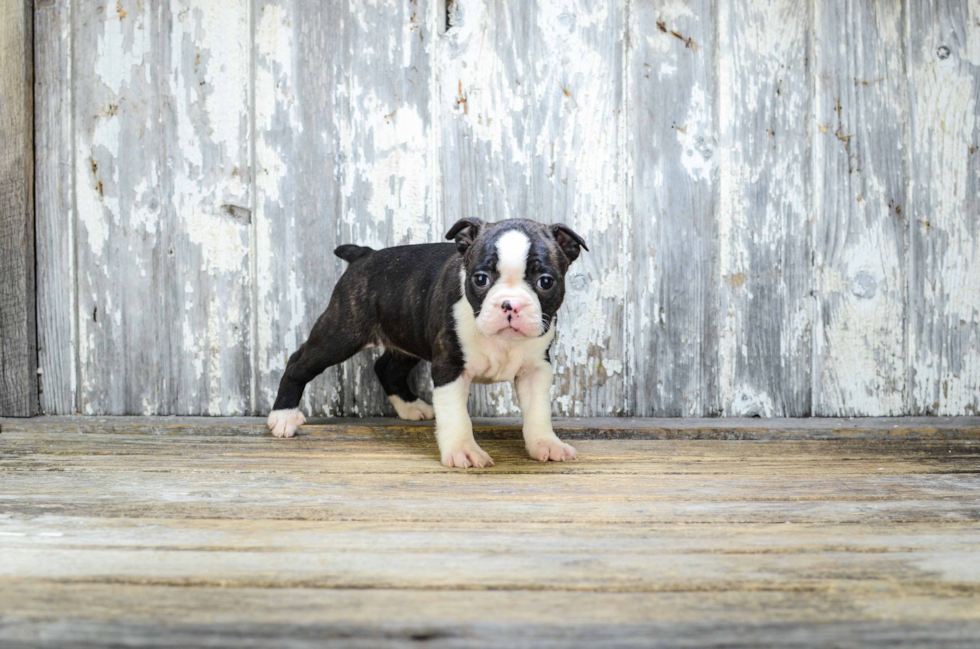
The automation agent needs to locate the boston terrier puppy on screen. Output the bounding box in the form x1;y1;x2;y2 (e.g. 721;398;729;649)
266;218;588;468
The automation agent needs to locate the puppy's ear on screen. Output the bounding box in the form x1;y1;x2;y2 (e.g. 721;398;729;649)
551;224;589;264
445;218;485;255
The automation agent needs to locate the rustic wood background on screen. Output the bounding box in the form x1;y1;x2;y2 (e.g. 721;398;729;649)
32;0;980;418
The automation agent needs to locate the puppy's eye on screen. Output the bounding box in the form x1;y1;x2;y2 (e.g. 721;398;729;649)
537;276;555;290
473;273;490;288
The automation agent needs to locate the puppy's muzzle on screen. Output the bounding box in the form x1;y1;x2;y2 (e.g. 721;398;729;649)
483;295;538;337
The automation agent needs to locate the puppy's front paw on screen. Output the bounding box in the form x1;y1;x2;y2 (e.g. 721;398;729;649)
441;441;494;469
526;437;578;462
389;396;436;421
267;409;306;438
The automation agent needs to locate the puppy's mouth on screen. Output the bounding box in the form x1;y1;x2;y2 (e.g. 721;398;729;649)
493;323;536;339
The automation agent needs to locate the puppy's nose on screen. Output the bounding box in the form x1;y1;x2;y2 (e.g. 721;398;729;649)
501;300;514;313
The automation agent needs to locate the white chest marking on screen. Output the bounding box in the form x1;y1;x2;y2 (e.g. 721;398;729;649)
465;334;551;384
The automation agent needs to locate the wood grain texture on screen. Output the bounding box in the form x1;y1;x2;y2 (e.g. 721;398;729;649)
252;0;346;417
0;0;37;417
908;1;980;416
716;0;813;417
164;0;254;415
70;0;160;414
34;0;75;415
254;0;437;418
72;0;252;415
630;0;718;416
440;0;630;416
1;421;979;645
28;0;980;417
2;587;978;648
335;0;440;416
812;0;909;416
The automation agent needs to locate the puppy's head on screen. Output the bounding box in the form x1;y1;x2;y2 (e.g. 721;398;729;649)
445;218;588;339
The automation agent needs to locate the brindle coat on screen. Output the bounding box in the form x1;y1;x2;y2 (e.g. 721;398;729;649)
270;218;587;413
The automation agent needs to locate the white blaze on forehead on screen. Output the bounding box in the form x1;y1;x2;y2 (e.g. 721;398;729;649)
495;230;531;283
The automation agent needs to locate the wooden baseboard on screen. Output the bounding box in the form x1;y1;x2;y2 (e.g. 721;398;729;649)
4;416;980;441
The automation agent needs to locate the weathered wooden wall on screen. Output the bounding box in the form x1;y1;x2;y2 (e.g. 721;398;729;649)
31;0;980;417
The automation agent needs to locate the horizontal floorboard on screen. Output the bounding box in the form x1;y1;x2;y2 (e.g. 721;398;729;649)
1;419;979;646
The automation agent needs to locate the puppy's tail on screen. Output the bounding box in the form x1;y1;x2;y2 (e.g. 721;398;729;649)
334;244;375;263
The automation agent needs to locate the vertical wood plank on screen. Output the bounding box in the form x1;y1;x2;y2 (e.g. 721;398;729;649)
715;0;813;417
0;0;37;417
811;0;909;416
533;0;630;417
164;0;253;414
439;0;531;227
74;0;252;414
252;0;341;416
908;1;980;416
336;0;440;416
35;0;76;414
440;0;630;417
438;0;524;417
254;0;437;417
72;0;159;414
629;0;718;416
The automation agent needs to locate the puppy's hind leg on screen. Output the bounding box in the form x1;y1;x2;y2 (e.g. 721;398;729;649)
268;311;366;438
374;351;434;421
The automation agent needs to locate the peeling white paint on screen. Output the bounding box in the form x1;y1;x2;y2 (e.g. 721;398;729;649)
812;0;908;417
716;0;811;416
255;4;301;133
75;153;108;255
730;386;775;418
677;84;713;181
909;5;980;415
43;0;980;417
716;0;747;411
184;209;248;274
345;85;430;244
94;3;150;96
254;0;305;411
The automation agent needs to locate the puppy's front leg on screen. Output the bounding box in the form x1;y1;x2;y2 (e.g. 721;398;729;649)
431;375;493;468
515;363;578;462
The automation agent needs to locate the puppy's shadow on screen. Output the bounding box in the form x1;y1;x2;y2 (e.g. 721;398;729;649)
301;417;530;468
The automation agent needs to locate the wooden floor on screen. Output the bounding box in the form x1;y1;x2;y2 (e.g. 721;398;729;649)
1;417;980;647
